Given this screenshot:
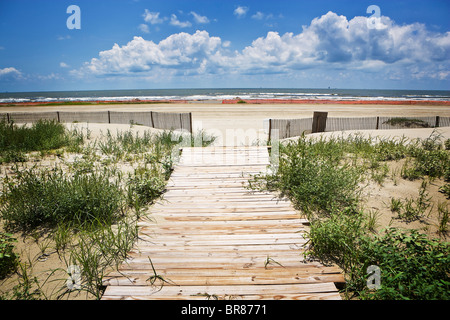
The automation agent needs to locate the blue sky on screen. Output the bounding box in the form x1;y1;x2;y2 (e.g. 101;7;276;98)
0;0;449;92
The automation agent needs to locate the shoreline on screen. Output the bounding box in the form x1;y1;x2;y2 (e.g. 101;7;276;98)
1;98;450;107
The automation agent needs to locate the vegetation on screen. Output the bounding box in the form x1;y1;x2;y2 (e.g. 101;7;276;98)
249;132;450;300
0;121;216;299
0;232;18;279
383;118;430;128
0;119;82;164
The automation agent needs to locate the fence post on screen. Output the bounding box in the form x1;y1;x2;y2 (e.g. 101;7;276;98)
107;111;111;124
6;113;10;123
189;112;193;135
56;111;60;123
268;119;272;142
376;116;380;130
312;112;328;133
150;111;154;128
436;116;440;128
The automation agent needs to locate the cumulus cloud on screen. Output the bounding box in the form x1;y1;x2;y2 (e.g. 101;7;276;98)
75;11;450;81
233;11;450;77
60;62;69;68
234;6;249;18
76;31;223;76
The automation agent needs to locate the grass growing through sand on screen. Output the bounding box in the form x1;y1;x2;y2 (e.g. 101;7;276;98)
0;119;83;164
0;122;215;299
249;132;449;300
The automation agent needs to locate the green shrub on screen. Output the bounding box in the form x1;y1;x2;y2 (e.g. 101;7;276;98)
359;228;450;300
127;167;166;207
413;149;449;178
0;119;70;153
254;134;450;300
306;209;367;274
252;136;361;216
1;167;126;231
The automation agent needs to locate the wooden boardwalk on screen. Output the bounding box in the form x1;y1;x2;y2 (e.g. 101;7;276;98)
102;147;344;300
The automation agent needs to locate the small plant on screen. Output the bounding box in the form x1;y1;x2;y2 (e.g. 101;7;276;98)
146;257;177;290
0;232;18;279
264;256;285;269
365;209;381;232
389;198;403;213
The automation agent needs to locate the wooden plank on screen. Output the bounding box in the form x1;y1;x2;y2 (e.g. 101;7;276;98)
105;265;342;277
130;244;307;252
103;273;344;287
101;292;342;300
101;147;342;300
102;283;339;297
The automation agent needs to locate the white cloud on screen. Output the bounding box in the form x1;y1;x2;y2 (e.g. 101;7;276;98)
143;10;164;25
251;12;264;20
60;62;69;68
233;11;450;77
138;23;150;33
74;12;450;82
0;67;21;77
234;6;248;18
170;14;192;28
76;31;222;76
190;11;209;24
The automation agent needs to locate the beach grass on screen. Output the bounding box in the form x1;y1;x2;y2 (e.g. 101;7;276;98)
0;122;217;299
0;119;83;163
248;132;450;300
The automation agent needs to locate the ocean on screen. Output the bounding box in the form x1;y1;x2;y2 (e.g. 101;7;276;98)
0;88;449;104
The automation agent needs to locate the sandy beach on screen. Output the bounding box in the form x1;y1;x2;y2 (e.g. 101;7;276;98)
1;101;449;300
2;102;450;145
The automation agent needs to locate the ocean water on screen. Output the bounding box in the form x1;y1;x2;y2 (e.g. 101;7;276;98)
0;88;449;104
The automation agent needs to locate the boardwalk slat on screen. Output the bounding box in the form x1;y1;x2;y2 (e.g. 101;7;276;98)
101;147;342;300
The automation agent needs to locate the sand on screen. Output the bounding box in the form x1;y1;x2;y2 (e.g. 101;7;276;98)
1;102;449;299
2;102;450;145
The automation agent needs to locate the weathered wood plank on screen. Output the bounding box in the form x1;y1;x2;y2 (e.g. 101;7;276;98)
101;292;342;300
103;283;339;297
101;147;342;300
103;273;345;287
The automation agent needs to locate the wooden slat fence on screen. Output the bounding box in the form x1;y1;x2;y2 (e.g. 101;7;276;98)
0;111;193;133
268;115;450;140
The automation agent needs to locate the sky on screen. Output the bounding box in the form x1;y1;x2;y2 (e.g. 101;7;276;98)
0;0;449;92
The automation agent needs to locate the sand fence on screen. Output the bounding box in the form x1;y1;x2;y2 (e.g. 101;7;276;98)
0;110;193;134
267;114;450;140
